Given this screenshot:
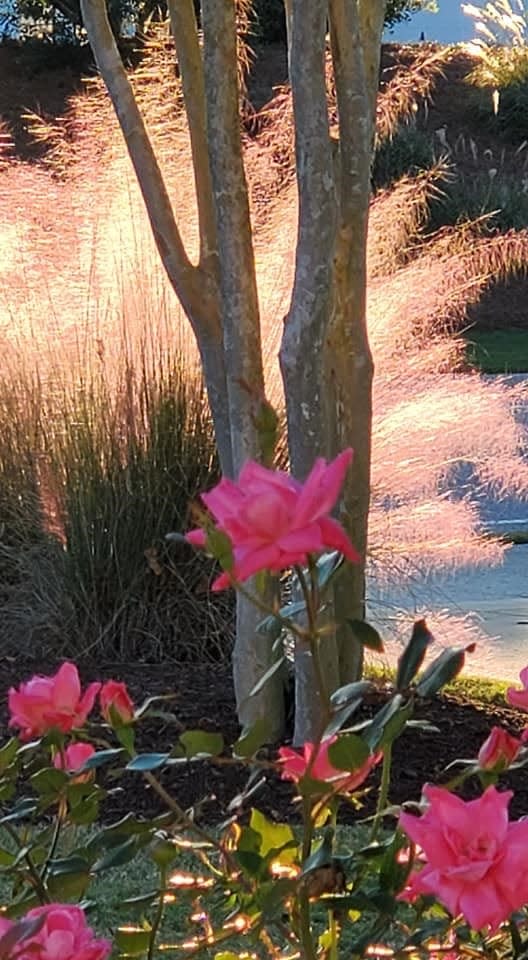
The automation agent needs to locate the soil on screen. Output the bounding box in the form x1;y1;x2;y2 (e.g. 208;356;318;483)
2;658;528;827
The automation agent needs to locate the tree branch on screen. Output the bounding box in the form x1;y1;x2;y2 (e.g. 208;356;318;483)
166;0;218;275
79;0;216;330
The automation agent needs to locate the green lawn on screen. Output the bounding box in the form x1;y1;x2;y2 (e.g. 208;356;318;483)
466;329;528;374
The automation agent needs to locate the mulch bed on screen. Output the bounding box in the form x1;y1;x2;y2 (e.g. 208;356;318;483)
2;658;528;826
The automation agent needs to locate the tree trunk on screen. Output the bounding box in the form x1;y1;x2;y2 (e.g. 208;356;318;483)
202;0;285;739
279;0;341;743
326;0;385;683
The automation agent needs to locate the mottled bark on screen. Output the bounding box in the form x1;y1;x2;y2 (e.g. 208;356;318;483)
279;0;340;743
326;0;385;682
202;0;285;738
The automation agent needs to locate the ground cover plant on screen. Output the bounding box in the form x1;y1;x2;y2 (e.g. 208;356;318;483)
2;455;528;959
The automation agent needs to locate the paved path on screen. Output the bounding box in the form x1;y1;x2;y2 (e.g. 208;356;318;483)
368;543;528;682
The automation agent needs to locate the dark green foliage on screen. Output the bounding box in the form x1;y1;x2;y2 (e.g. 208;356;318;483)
385;0;432;29
4;0;432;46
427;171;528;234
250;0;286;43
372;124;435;191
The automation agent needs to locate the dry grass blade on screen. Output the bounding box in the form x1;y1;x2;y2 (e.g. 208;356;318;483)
376;46;452;145
368;161;449;277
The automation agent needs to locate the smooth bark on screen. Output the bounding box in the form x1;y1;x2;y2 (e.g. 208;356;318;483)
79;0;234;478
326;0;385;682
279;0;340;743
202;0;285;737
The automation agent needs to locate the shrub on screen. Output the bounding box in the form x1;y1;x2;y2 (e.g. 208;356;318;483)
427;169;528;232
0;349;233;663
372;124;435;191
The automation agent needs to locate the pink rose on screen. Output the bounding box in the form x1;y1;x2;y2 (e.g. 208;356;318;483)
400;785;528;932
99;680;135;725
53;743;95;778
8;663;100;741
507;666;528;711
478;727;521;772
278;736;380;793
186;450;359;590
18;905;111;960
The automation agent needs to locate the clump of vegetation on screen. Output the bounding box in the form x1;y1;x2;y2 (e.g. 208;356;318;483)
464;0;528;140
372;123;435;190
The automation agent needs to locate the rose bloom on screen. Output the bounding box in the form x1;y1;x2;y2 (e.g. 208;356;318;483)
478;726;521;772
399;784;528;932
18;905;111;960
186;450;359;590
99;680;134;725
53;743;95;779
8;663;100;741
278;736;380;793
507;666;528;711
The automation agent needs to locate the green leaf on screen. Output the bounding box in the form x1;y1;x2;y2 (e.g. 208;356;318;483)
346;620;384;653
249;809;296;861
235;849;264;876
302;828;334;875
315;551;344;591
47;854;92;877
47;867;90;899
126;753;170;772
115;926;152;956
326;680;373;736
330;681;373;709
68;796;100;826
416;644;475;698
93;836;140;873
234;717;273;758
149;835;178;868
328;734;370;772
179;730;224;759
364;695;414;751
257;600;307;637
121;890;159;909
0;738;19;772
30;767;68;796
0;847;15;867
206;527;234;572
115;723;136;754
81;748;124;771
396;619;434;690
248;657;286;697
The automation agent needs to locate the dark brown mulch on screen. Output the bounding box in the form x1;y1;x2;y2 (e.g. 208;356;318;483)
2;658;528;826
